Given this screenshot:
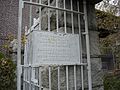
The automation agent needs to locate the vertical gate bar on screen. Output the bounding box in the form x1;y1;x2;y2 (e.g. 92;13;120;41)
81;60;84;90
48;0;50;32
29;0;32;30
33;68;35;90
23;68;26;90
49;66;51;90
83;0;92;90
77;1;84;90
74;65;77;90
39;0;41;30
64;0;67;33
56;0;59;32
17;0;23;90
26;68;28;90
28;67;30;90
25;67;29;89
80;58;84;90
66;66;69;90
29;0;33;65
27;67;29;83
27;67;29;89
71;0;74;34
39;66;42;90
58;66;60;90
27;68;28;90
29;67;32;90
24;38;29;65
23;29;27;90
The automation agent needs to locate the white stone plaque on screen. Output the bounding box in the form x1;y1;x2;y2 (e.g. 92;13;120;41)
29;31;80;65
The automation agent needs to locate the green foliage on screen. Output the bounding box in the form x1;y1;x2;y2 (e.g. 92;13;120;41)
104;75;120;90
0;52;16;90
0;52;5;59
99;35;114;54
96;10;120;31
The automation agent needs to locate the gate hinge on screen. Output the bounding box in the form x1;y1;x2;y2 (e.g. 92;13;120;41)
22;1;24;8
20;65;23;75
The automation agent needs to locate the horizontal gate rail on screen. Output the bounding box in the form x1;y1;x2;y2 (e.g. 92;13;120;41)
21;63;88;68
23;1;84;15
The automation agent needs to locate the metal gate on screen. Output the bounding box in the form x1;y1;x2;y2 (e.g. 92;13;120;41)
17;0;92;90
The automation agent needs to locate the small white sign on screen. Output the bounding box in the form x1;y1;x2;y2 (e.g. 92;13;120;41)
29;31;80;65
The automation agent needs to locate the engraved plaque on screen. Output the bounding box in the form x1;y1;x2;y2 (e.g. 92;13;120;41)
29;31;80;65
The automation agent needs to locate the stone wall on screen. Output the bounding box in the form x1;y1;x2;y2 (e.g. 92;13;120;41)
0;0;18;53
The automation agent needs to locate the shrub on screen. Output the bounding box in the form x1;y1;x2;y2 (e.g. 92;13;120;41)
0;52;16;90
104;75;120;90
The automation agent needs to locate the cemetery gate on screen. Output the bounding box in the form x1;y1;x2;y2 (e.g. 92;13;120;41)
17;0;92;90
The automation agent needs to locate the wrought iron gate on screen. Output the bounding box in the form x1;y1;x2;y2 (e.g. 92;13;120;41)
17;0;92;90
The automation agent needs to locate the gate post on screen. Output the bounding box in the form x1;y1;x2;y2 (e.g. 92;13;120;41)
83;0;92;90
17;0;23;90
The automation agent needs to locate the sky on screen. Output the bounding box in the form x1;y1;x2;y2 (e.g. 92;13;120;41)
95;0;120;16
109;0;118;5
